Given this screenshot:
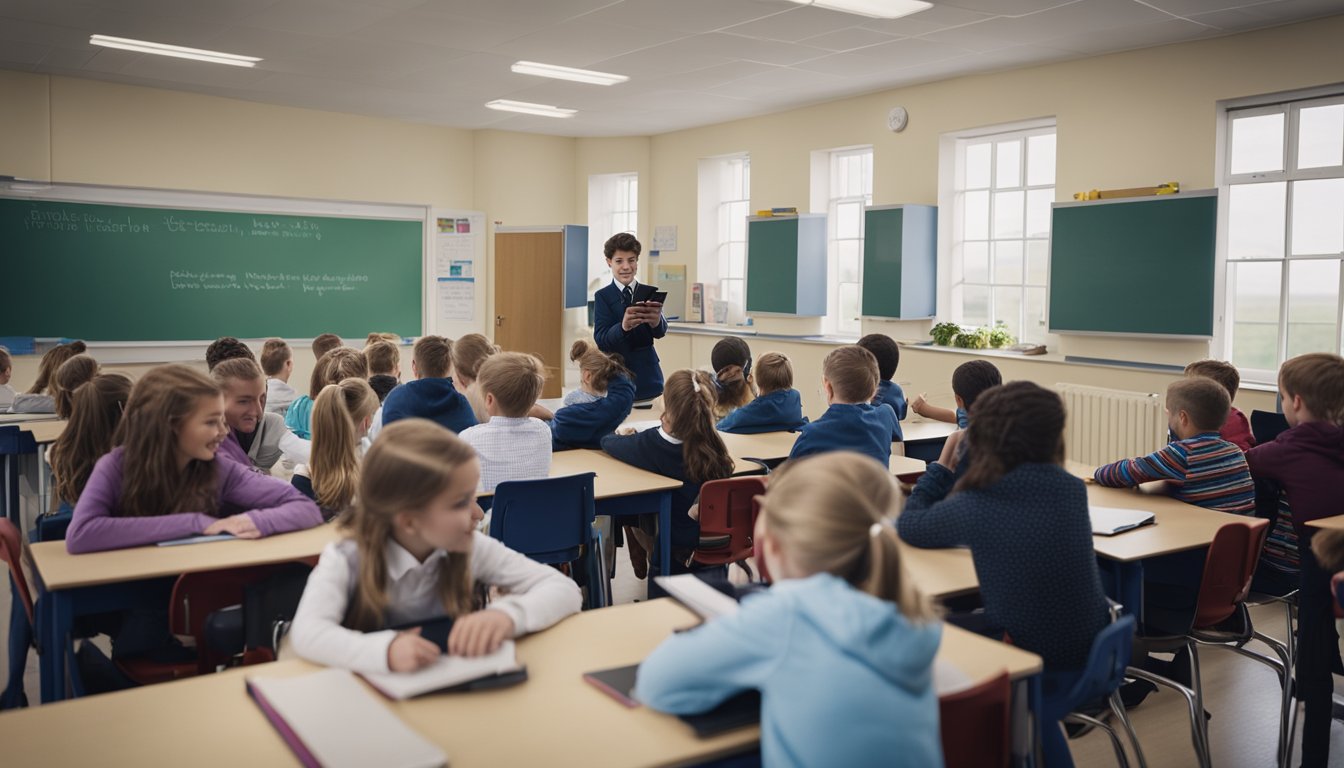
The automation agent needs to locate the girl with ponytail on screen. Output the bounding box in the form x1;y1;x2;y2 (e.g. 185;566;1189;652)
601;369;733;578
709;337;756;420
292;377;380;519
637;452;942;768
551;339;635;450
52;372;133;507
898;381;1108;768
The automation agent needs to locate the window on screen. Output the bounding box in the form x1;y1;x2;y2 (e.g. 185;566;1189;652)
697;155;750;324
946;125;1056;344
812;147;872;335
1222;93;1344;379
587;172;638;289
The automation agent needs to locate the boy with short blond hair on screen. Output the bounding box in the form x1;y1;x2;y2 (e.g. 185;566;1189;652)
1185;358;1254;452
260;338;296;417
459;352;552;493
717;352;808;435
788;345;899;467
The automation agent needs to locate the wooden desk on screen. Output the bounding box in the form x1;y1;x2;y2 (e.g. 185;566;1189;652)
1306;515;1344;531
17;419;65;515
0;412;60;425
900;542;979;600
0;599;1041;768
716;429;926;477
900;418;959;462
20;419;65;443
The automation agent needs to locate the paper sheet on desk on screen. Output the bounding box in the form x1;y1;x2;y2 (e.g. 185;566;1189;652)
1089;506;1156;536
156;533;236;546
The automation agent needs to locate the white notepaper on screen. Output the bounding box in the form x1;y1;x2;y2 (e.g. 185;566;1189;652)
1089;506;1156;536
361;641;521;700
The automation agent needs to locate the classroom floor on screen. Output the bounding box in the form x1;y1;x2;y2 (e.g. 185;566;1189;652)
6;553;1344;766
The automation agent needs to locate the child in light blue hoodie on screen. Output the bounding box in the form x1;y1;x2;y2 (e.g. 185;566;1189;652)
716;352;808;434
636;452;943;768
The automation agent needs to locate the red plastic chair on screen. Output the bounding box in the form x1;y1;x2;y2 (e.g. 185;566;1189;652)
939;671;1012;768
692;477;766;579
2;519;35;707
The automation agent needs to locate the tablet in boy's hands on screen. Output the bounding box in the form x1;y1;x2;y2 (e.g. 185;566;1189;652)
640;290;668;306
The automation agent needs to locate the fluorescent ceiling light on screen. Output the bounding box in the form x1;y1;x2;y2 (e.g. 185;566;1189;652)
485;99;577;118
786;0;932;19
511;61;629;86
90;34;261;68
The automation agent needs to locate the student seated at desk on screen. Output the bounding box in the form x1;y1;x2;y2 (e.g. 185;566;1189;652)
449;333;553;425
788;346;899;468
551;340;634;450
381;336;476;435
292;377;379;521
898;382;1108;768
459;352;552;493
52;354;99;419
0;346;14;410
284;334;347;438
291;347;369;440
365;340;401;404
289;420;581;673
716;352;808;435
261;338;297;418
212;358;312;472
858;333;907;439
1093;377;1253;514
910;359;1001;430
1184;359;1254;452
66;364;323;554
51;372;132;510
710;337;756;421
8;340;85;413
602;370;733;579
637;453;943;768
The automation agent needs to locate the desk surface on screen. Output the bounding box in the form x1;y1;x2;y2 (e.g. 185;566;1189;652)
900;542;979;600
1307;515;1344;531
20;419;65;443
901;419;959;443
0;412;60;426
0;599;1040;767
716;430;926;476
1066;462;1249;562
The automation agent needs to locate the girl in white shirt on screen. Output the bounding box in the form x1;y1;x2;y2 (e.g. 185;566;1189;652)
289;419;582;674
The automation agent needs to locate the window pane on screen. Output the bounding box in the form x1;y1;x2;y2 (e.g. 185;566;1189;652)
1286;259;1340;359
839;282;861;326
838;240;861;283
995;140;1021;189
728;242;746;279
963;242;989;283
1298;104;1344;170
1227;182;1286;260
964;143;991;189
1290;178;1344;256
993;191;1024;239
1230;261;1283;370
723;279;744;319
962;285;989;326
729;202;748;242
1026;240;1049;285
1025;188;1052;238
1024;287;1046;343
993;240;1023;285
836;201;862;239
1230;112;1285;175
992;286;1022;338
964;191;989;240
1026;133;1056;187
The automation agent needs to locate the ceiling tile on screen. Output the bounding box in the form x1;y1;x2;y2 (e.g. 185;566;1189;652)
921;0;1172;51
0;40;49;66
578;0;784;35
587;42;736;79
935;0;1076;14
640;59;780;91
421;0;624;26
718;5;863;42
78;0;281;26
240;0;401;38
39;46;101;69
797;26;899;52
353;8;538;52
118;52;272;88
202;25;334;59
673;32;830;66
79;46;142;73
489;19;686;69
1044;17;1218;53
1139;0;1271;16
857;4;996;36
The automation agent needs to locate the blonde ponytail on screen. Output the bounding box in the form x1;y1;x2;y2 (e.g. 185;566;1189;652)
311;378;379;514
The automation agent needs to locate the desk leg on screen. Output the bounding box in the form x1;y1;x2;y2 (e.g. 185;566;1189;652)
657;492;672;577
1028;672;1043;768
36;444;50;517
4;454;17;527
1107;559;1144;619
41;589;72;704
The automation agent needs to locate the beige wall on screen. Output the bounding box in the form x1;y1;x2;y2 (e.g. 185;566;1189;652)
4;17;1342;406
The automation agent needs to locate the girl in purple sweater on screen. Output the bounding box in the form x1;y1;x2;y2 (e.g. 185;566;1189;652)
66;364;323;554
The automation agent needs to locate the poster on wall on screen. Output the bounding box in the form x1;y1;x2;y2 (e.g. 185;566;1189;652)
432;211;485;333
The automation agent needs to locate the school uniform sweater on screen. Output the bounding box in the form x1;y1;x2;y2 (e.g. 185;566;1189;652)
636;573;943;768
460;416;553;493
550;375;636;450
66;447;323;554
716;389;809;435
289;533;582;674
1221;407;1256;453
284;394;315;439
601;427;710;550
216;412;311;472
381;377;477;434
594;281;667;401
265;378;296;418
873;379;909;421
900;462;1108;669
788;402;897;468
1248;421;1344;562
1093;432;1255;514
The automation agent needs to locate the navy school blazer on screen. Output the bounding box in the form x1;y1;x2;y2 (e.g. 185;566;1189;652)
593;282;667;400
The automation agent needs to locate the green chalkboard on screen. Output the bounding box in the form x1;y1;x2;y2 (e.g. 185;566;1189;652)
745;215;826;316
0;197;422;341
862;205;936;319
1048;192;1217;337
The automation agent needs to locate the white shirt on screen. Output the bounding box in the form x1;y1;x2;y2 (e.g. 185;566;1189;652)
367;405;385;442
459;416;553;493
563;389;600;407
0;383;14;411
266;378;297;417
612;277;637;301
289;533;582;674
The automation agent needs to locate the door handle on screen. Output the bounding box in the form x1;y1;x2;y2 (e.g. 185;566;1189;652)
495;315;504;327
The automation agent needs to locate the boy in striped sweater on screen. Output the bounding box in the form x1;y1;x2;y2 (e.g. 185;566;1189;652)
1093;377;1254;514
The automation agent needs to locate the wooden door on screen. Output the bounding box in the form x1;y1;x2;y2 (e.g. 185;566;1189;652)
494;231;563;398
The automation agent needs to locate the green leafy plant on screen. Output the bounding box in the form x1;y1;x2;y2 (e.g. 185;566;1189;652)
952;329;989;349
930;322;962;346
986;322;1015;349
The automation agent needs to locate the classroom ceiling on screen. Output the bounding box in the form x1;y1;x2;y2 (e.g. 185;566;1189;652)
1;0;1342;137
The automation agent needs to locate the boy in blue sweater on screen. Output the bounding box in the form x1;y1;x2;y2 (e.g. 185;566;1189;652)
551;340;635;449
911;359;1002;430
381;335;477;434
789;345;899;468
858;333;906;441
716;352;808;434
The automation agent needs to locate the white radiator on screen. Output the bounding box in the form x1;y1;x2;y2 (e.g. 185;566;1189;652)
1056;383;1167;466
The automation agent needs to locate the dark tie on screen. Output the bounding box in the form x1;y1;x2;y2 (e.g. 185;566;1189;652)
622;284;633;306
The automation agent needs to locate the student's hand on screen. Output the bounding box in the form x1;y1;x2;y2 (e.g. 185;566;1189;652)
448;610;515;657
203;514;261;539
616;426;637;436
937;430;963;468
621;306;645;331
911;393;928;417
640;302;663;326
388;627;440;672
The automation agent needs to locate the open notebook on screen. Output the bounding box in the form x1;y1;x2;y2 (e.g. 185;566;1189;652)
247;669;446;768
1089;506;1156;536
361;640;526;701
653;573;743;621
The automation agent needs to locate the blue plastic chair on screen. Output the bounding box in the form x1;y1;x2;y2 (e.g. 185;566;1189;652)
1059;614;1144;768
488;473;608;609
